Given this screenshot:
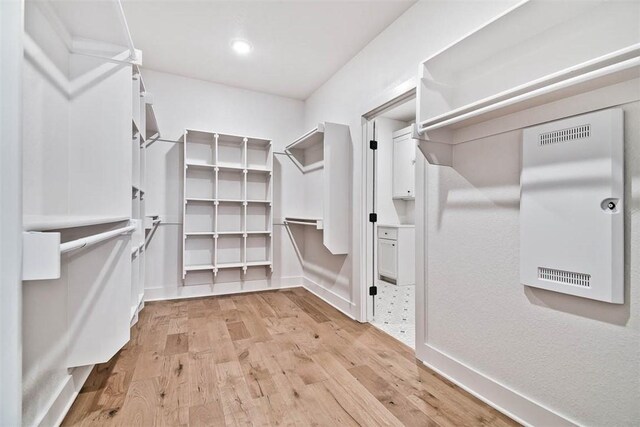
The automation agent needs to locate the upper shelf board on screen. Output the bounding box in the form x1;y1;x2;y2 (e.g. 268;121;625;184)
284;217;324;230
38;0;139;63
416;0;640;148
285;124;325;173
185;128;271;145
23;215;130;232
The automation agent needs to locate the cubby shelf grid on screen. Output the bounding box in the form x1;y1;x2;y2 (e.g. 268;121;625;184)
182;129;273;279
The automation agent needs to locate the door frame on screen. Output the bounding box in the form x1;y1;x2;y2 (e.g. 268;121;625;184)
359;78;417;323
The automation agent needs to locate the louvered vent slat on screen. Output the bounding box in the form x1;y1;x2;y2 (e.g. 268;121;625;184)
539;124;591;146
538;267;591;288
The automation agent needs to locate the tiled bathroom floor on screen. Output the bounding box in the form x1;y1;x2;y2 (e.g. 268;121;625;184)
371;280;415;348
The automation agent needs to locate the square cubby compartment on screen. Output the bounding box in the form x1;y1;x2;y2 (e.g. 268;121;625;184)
217;134;243;167
246;203;270;232
186;130;216;165
246;171;270;201
217;170;243;200
217;235;242;265
184;203;215;233
186;168;215;199
246;235;271;263
217;202;243;233
246;138;270;170
184;236;214;268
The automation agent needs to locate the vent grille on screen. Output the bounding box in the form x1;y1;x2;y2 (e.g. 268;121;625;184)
539;124;591;146
538;267;591;288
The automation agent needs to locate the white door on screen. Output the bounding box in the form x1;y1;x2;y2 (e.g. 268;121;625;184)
393;135;415;199
378;238;397;279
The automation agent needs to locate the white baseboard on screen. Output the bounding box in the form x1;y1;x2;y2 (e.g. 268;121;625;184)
302;276;357;319
38;364;93;427
417;344;577;427
144;276;304;302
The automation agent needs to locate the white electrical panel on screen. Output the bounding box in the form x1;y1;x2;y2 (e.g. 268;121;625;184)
520;108;624;303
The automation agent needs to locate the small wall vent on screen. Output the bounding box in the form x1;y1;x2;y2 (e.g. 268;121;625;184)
538;267;590;288
539;124;590;146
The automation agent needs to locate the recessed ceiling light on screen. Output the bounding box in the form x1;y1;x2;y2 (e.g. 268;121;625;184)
231;39;252;55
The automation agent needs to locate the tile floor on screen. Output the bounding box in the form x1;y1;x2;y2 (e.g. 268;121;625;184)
371;280;415;348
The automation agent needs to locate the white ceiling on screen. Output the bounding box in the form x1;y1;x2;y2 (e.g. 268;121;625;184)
122;0;415;100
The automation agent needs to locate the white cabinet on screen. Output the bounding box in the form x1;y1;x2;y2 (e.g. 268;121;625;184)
378;238;397;279
392;126;415;200
377;225;415;286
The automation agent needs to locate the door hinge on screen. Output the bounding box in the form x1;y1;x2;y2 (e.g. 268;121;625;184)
369;285;377;296
369;140;377;150
369;213;377;223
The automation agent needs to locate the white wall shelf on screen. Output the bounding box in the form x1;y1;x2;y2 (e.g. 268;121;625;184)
130;68;147;327
285;124;325;172
23;215;131;232
416;1;640;166
182;129;273;279
283;122;351;254
284;217;323;230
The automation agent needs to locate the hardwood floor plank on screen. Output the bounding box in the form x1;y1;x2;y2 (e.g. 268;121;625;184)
215;360;263;425
131;350;163;381
226;320;251;341
281;289;331;323
312;351;405;426
156;353;190;426
301;382;361;426
349;364;439;427
188;352;221;406
189;401;226;427
164;333;189;355
117;378;161;427
63;288;519;427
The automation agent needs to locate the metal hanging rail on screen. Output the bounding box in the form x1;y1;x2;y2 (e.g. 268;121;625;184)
23;224;135;281
60;225;135;254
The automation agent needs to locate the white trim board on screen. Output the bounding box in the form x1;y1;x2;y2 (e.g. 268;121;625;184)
418;344;577;427
144;276;303;302
303;276;358;320
37;365;93;427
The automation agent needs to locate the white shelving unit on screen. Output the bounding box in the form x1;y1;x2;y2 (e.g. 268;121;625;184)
415;0;640;166
20;0;152;374
284;122;350;255
182;130;273;279
130;66;160;325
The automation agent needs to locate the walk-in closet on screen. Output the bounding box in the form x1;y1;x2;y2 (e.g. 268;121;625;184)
2;0;639;426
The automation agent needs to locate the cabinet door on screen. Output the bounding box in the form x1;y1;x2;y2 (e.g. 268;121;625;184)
393;135;415;199
378;238;397;279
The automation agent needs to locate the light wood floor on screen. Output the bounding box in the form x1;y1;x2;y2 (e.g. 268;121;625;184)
63;288;518;426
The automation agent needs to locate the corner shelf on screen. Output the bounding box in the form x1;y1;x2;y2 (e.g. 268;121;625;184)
283;122;350;255
284;217;323;230
285;124;325;172
182;129;273;279
416;1;640;166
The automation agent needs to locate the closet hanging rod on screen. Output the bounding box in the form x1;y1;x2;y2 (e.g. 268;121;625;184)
60;225;135;254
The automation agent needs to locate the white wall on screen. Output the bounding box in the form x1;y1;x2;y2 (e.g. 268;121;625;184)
1;1;23;425
141;69;306;299
303;0;519;319
421;101;640;426
303;0;639;425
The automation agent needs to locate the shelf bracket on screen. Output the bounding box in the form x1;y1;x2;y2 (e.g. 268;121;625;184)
413;125;453;167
